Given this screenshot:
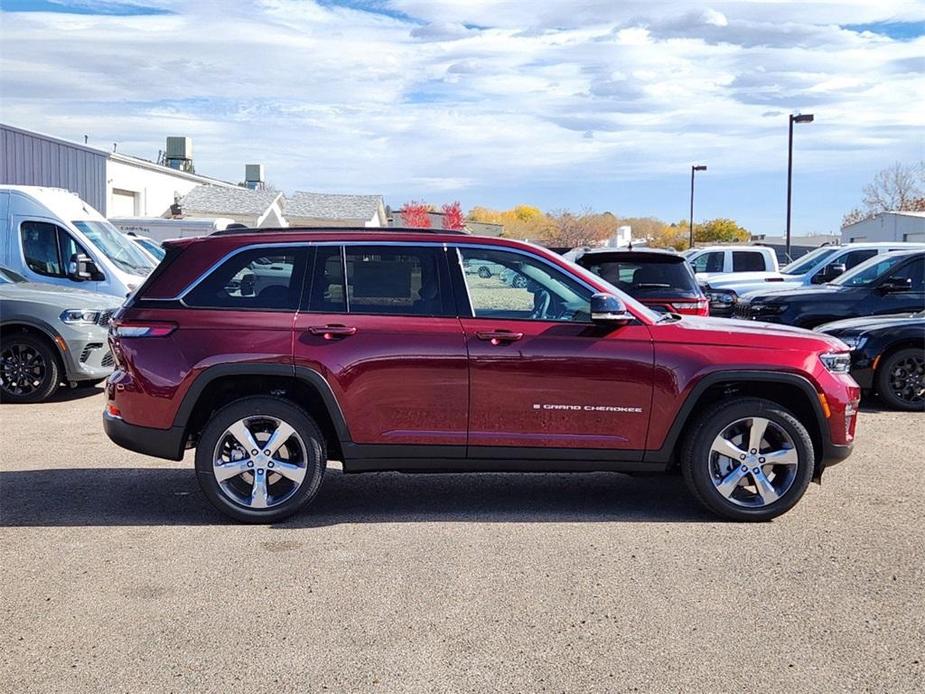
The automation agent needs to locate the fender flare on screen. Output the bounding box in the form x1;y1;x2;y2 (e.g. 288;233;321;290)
645;370;828;464
172;363;352;443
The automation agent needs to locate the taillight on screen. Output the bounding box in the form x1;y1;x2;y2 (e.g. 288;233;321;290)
670;300;710;316
112;322;177;338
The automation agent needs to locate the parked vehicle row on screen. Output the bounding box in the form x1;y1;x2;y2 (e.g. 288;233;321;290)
567;242;924;412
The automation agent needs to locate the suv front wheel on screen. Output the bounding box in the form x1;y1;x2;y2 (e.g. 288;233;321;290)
195;396;327;523
680;398;815;521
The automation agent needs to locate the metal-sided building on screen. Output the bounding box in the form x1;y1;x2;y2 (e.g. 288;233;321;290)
841;211;925;244
0;123;236;217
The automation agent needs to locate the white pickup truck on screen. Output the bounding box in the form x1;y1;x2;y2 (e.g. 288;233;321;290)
685;245;779;279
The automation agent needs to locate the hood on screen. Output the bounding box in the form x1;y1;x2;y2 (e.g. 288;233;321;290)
0;281;123;309
698;270;781;285
651;314;846;352
741;285;856;303
816;313;923;334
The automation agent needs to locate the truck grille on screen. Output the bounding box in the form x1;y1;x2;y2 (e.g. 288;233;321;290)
101;351;114;368
97;310;115;326
733;302;752;319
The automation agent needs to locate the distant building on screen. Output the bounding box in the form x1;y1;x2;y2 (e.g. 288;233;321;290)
176;186;287;228
0;123;237;217
287;191;387;227
841;211;925;244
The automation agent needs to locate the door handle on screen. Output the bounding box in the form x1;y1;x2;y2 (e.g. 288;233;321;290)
476;330;524;345
308;325;357;340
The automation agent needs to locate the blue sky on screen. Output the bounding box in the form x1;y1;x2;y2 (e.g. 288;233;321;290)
1;0;924;235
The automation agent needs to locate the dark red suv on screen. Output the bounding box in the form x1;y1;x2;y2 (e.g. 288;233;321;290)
104;228;859;523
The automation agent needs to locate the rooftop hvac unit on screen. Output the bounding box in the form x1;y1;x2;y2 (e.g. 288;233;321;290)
164;137;194;172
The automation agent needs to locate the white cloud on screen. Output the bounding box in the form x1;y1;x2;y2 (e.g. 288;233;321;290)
0;0;922;228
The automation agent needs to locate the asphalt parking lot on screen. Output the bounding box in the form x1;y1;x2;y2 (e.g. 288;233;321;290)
1;388;923;693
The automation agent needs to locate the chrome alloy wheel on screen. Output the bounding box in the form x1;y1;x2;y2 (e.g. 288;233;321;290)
708;417;799;508
888;354;925;405
212;416;308;509
0;343;47;397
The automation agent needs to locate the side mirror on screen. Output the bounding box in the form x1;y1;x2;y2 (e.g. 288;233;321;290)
879;277;912;293
591;293;632;325
68;254;100;281
816;262;846;283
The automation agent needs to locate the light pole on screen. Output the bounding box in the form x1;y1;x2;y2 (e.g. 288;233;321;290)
689;164;707;249
786;113;814;259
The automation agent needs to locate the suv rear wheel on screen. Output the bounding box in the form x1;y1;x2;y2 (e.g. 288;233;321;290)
195;396;326;523
680;398;815;521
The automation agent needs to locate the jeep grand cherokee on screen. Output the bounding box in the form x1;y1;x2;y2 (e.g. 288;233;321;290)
103;228;859;523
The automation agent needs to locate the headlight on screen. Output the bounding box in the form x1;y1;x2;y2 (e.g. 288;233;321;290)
820;352;852;373
837;335;867;351
707;290;737;305
61;309;102;324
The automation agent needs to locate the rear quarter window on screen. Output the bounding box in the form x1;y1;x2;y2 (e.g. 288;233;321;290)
183;247;307;311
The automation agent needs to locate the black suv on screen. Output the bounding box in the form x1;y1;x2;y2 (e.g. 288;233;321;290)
735;250;925;328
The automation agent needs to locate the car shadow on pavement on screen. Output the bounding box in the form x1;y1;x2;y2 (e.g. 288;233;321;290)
0;467;712;527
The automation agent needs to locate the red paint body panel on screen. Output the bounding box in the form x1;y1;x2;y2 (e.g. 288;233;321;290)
292;313;469;446
461;318;654;449
105;229;859;471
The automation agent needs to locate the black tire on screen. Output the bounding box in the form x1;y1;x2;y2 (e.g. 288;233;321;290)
876;348;925;411
0;334;61;403
477;266;491;279
680;397;815;522
195;396;327;523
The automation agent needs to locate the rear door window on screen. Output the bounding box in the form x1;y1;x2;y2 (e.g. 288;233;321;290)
732;251;766;272
184;247;306;310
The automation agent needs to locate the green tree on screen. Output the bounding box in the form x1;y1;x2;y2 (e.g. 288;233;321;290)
695;218;750;244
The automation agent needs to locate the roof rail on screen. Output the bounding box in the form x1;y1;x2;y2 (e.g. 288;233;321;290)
211;225;470;237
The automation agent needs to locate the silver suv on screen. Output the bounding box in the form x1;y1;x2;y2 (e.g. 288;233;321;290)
0;266;121;402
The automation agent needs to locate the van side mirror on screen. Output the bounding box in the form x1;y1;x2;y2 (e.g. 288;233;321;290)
69;254;101;281
591;293;632;325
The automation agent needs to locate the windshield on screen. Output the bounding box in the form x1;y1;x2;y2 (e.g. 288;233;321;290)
781;246;838;275
556;255;661;323
578;256;700;295
72;220;155;275
831;253;912;287
135;238;166;261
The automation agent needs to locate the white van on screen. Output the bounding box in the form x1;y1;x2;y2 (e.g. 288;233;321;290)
0;186;155;298
109;216;234;243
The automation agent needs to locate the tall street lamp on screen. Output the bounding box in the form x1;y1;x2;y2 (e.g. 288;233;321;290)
786;113;814;259
689;164;707;249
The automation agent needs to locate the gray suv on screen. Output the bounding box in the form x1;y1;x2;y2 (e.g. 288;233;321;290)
0;266;122;402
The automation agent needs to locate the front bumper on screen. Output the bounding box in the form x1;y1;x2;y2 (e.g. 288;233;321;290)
103;411;186;461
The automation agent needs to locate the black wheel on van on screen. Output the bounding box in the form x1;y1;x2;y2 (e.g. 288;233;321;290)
195;396;327;523
0;334;61;403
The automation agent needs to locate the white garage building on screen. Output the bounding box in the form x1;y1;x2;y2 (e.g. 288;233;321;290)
841;211;925;244
0;123;236;217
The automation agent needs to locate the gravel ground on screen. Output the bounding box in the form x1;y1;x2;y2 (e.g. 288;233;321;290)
1;388;923;693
